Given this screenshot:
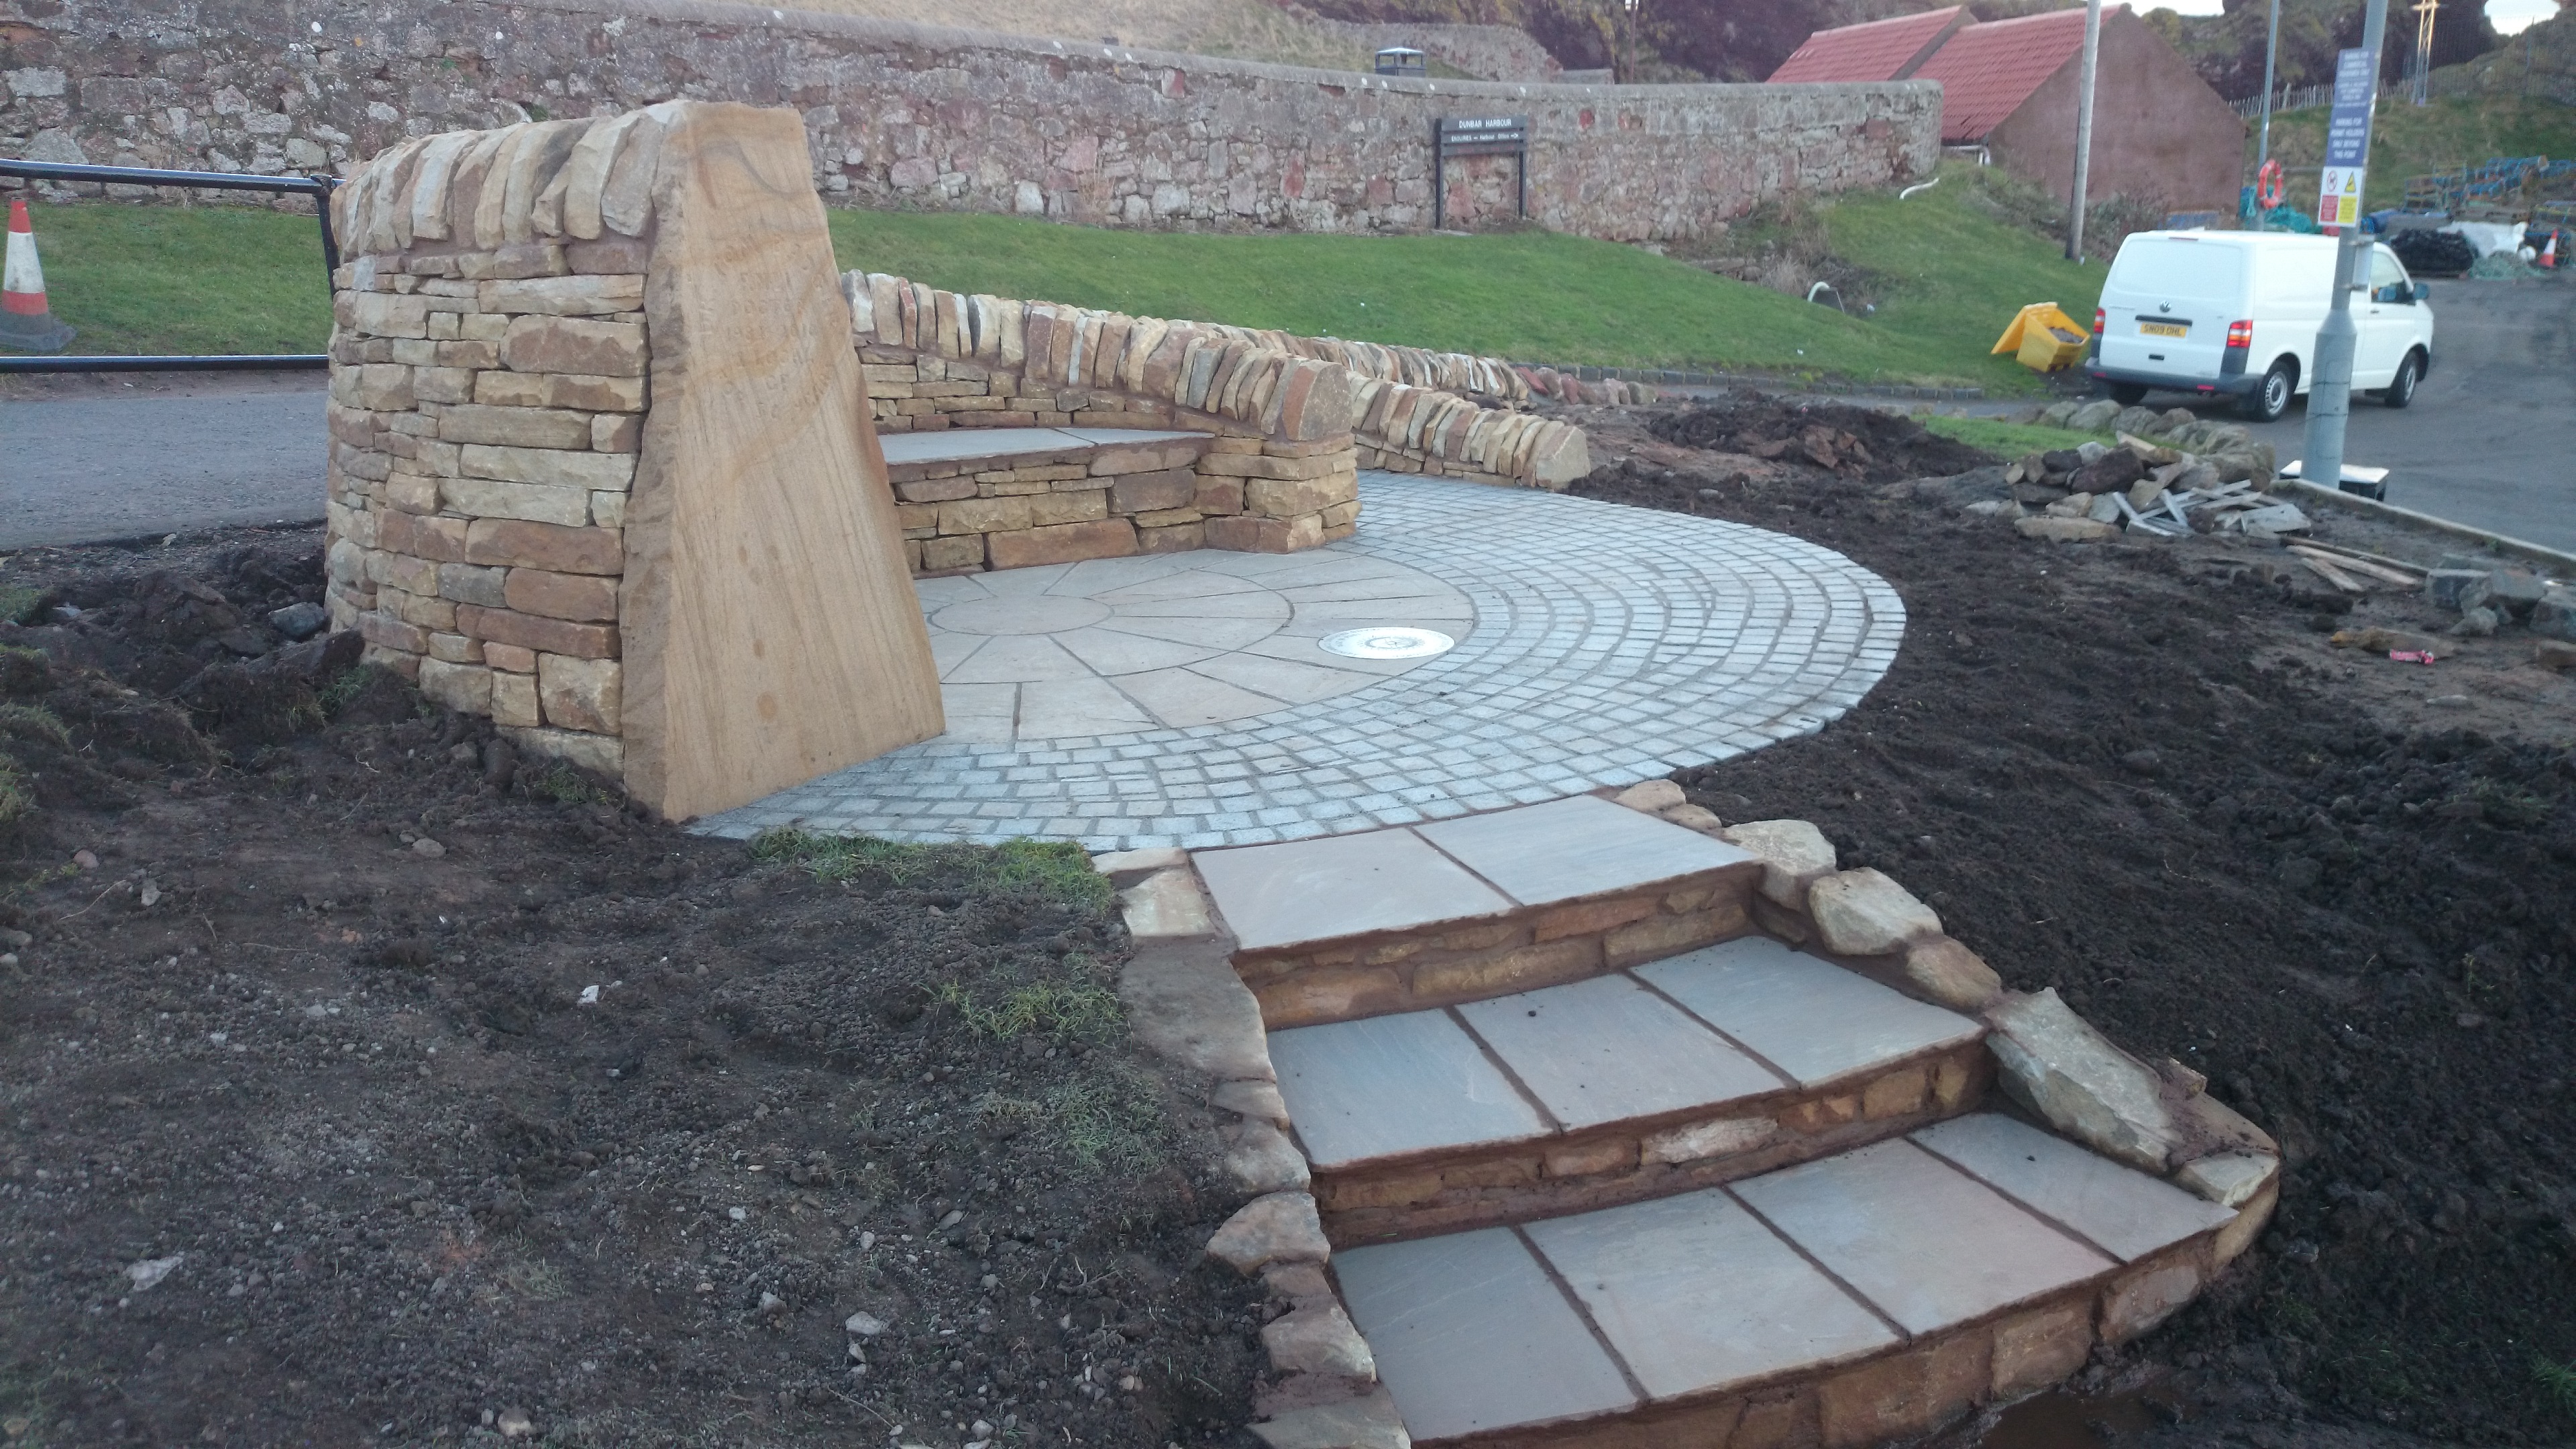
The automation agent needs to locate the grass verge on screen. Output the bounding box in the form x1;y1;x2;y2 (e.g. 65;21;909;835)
1;199;333;356
1923;415;2121;458
751;828;1112;913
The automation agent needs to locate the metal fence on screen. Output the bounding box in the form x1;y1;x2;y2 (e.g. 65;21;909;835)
0;159;338;374
2226;79;2427;120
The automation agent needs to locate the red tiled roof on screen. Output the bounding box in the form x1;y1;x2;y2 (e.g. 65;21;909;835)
1767;7;1966;83
1911;6;2127;142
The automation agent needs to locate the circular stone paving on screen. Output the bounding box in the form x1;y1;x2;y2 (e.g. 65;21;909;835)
915;551;1472;741
698;474;1904;851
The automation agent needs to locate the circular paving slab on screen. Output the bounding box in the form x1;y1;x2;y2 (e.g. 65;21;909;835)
698;474;1904;851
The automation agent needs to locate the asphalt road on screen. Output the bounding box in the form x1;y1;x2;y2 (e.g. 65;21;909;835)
0;382;327;549
2167;278;2576;555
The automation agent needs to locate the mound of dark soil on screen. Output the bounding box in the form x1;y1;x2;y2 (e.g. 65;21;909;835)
1576;449;2576;1442
0;531;1265;1448
1645;393;1996;483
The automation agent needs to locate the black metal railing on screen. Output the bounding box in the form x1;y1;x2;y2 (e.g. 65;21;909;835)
0;159;339;373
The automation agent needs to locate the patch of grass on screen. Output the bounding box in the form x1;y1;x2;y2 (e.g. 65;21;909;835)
936;974;1124;1042
4;199;333;357
0;754;31;826
314;666;374;718
2256;95;2576;215
525;763;620;807
1922;415;2120;458
826;184;2086;391
0;587;44;627
751;829;1112;913
1041;1067;1167;1173
2535;1356;2576;1413
0;704;68;747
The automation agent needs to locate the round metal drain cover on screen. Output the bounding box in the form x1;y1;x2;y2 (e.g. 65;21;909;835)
1319;626;1455;661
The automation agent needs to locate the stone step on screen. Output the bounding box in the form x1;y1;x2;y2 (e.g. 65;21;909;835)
1330;1112;2251;1449
1192;794;1762;1030
1275;934;1993;1243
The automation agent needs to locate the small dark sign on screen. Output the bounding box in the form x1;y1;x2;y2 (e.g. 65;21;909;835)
1432;117;1532;229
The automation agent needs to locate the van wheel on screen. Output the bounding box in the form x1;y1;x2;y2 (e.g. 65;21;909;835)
2383;350;2422;409
2240;360;2296;423
2102;382;2149;405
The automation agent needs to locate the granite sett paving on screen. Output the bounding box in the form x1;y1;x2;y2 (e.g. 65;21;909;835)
698;473;1904;851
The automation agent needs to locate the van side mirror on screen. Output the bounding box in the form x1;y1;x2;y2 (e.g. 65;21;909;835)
2410;280;2432;303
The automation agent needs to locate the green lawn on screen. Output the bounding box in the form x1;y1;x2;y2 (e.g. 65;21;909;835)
826;207;2046;389
7;172;2100;394
2254;95;2576;214
3;200;333;356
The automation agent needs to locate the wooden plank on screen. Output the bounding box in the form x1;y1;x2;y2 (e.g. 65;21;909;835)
2290;538;2427;581
619;102;943;821
2295;553;2369;593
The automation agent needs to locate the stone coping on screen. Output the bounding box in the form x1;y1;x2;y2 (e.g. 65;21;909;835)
694;474;1904;849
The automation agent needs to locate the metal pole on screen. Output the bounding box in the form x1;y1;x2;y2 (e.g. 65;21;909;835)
2257;0;2282;172
2066;0;2103;262
1432;118;1444;231
2300;0;2391;498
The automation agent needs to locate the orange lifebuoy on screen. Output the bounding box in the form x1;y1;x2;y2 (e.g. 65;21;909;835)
2256;158;2286;209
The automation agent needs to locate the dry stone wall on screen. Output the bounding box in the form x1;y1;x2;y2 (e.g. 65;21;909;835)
851;270;1592;500
0;0;1937;244
325;101;945;821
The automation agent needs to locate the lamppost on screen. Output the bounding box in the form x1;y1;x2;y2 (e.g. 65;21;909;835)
2066;0;2103;260
1621;0;1641;83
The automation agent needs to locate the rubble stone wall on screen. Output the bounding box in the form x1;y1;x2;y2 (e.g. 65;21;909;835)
0;0;1937;243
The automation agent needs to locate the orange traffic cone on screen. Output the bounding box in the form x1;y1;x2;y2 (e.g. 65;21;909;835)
2;195;76;354
2543;231;2559;270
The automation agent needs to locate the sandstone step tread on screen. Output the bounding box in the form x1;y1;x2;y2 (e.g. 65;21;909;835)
1271;938;1980;1173
1634;936;1983;1089
1195;794;1753;955
1333;1114;2240;1444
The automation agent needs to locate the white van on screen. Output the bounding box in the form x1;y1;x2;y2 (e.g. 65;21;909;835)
2086;231;2436;423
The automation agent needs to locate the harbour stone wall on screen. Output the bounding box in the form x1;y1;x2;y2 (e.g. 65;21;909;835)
0;0;1937;241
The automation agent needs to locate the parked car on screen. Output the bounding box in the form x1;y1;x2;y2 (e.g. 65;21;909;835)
2086;230;2434;422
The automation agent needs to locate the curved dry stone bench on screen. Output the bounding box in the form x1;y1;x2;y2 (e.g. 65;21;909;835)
848;270;1591;494
1103;790;2280;1449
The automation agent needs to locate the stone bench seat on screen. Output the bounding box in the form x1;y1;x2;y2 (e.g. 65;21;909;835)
879;425;1210;472
878;424;1354;576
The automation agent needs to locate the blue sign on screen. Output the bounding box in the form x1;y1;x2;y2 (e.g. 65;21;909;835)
2324;47;2377;168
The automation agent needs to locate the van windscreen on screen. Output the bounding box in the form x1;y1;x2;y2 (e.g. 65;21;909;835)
2107;241;2244;310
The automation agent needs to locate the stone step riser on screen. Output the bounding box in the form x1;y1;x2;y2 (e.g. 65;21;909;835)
1236;864;1760;1030
1322;1040;1992;1246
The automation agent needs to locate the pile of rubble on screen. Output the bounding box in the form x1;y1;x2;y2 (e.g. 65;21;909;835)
1973;431;2306;543
2422;558;2576;643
